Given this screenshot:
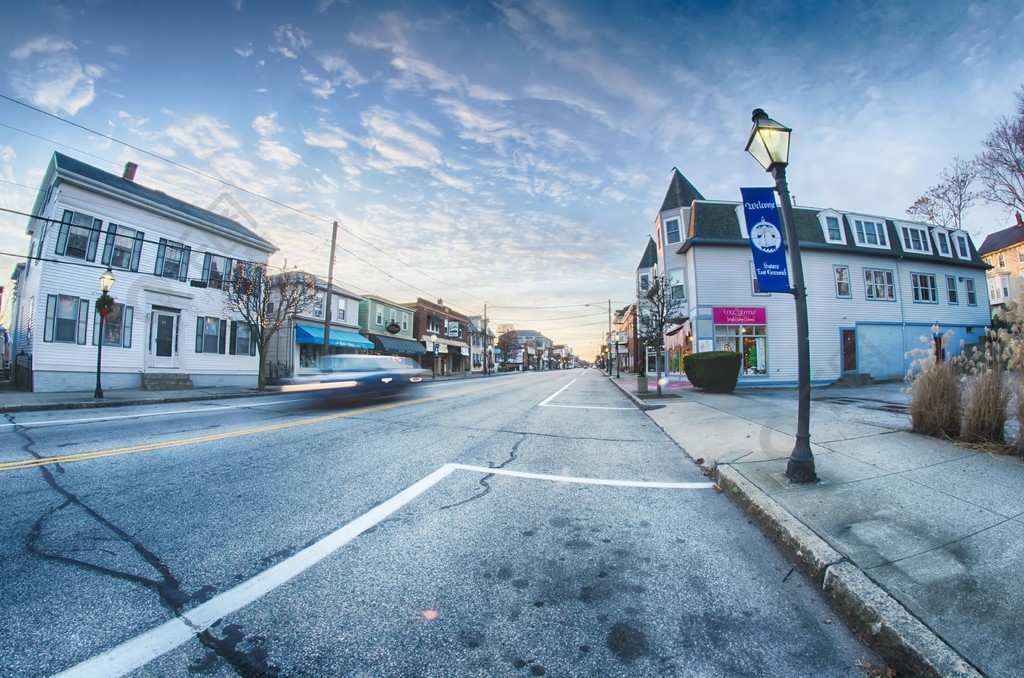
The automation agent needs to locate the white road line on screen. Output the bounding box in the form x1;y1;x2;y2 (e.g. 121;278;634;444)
540;404;634;410
538;379;577;407
54;463;712;677
0;398;309;430
55;464;460;678
451;464;715;489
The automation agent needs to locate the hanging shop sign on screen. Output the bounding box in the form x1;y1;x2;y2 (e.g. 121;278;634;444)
740;186;791;293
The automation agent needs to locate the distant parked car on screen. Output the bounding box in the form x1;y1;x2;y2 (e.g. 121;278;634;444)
280;354;429;402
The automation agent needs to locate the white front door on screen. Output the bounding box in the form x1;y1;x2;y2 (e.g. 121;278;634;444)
152;312;179;368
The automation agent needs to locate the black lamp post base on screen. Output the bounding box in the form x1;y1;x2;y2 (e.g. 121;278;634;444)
93;387;104;399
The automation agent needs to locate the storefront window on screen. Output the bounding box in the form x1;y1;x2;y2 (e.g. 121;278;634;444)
299;344;322;369
714;324;767;375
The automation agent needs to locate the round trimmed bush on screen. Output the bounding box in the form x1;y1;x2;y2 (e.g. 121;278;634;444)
683;351;742;393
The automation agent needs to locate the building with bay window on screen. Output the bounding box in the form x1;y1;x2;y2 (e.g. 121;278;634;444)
8;152;277;392
652;169;991;385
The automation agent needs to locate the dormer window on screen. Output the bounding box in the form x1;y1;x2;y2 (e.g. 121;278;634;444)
850;216;889;249
897;222;932;254
933;229;952;257
952;232;971;259
816;210;846;244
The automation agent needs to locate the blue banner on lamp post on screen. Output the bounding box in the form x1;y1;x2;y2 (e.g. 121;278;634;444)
740;187;791;293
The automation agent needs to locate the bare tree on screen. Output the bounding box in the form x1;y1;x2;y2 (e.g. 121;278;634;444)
226;262;319;389
906;156;978;232
975;86;1024;216
496;324;518;370
635;274;686;396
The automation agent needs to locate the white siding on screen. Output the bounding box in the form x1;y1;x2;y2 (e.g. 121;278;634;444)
689;243;990;384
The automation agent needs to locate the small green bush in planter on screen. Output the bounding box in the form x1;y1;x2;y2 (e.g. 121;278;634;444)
683;351;742;393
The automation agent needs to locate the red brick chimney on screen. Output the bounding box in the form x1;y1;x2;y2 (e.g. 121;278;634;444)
1016;212;1023;227
123;162;138;181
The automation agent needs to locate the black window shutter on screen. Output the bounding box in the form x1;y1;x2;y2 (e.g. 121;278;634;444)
180;245;191;282
77;299;89;345
43;294;56;342
195;316;204;353
155;238;167;275
130;232;144;271
219;319;227;354
85;218;101;261
55;211;71;254
229;321;237;355
123;306;134;348
101;223;115;265
249;324;257;356
202;253;211;282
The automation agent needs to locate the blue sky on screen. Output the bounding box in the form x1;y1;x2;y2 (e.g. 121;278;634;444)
1;0;1022;359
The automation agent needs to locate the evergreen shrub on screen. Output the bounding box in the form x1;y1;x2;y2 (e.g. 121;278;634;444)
683;351;742;393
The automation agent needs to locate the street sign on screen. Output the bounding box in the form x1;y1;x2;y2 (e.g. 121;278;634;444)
433;342;440;356
740;186;791;293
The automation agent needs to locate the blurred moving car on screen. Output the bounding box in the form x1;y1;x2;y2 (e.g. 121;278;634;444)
279;354;430;402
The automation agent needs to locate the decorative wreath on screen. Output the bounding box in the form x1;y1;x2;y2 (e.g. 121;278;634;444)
95;293;115;315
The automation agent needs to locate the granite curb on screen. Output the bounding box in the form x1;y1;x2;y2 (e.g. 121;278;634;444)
716;464;981;678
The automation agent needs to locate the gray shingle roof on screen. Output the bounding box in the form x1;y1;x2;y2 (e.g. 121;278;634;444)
54;152;277;252
978;218;1024;256
659;168;705;212
637;237;658;269
684;201;987;269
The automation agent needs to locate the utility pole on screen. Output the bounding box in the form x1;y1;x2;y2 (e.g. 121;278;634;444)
483;303;489;376
607;299;612;375
321;220;338;361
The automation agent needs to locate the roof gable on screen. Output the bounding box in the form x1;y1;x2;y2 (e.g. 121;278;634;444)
637;237;658;269
978;220;1024;256
53;152;276;252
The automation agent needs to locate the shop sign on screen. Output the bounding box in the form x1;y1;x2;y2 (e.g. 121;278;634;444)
446;319;460;337
712;307;766;325
740;187;791;293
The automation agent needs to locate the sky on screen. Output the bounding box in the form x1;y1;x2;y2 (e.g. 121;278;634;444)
1;0;1023;360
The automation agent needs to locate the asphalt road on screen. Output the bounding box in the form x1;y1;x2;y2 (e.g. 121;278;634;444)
0;369;878;676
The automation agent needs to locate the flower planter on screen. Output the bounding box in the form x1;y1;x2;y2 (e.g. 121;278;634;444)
637;376;648;393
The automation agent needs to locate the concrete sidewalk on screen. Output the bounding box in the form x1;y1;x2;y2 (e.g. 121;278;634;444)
608;371;1022;677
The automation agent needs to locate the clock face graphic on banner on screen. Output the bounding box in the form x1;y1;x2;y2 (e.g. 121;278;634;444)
750;218;783;253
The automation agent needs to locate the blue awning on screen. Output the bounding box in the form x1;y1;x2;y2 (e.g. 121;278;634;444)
295;324;374;349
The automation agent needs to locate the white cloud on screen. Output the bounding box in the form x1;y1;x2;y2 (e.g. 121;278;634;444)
165;114;241;160
257;140;302;169
361;107;443;171
9;37;103;115
269;24;311;59
301;69;336;98
252;112;281;137
303;122;351;150
317;54;364;85
235;43;254;58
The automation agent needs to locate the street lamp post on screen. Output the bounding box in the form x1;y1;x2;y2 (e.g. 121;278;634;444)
745;108;816;483
94;267;116;399
932;322;943;363
429;333;438;379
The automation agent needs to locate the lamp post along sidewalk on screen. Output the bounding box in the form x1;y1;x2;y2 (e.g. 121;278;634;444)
745;108;816;483
94;267;116;399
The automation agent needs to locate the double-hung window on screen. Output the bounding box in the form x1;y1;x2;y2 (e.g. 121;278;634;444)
56;210;101;261
911;273;938;303
664;218;681;245
826;216;842;241
195;316;227;354
864;268;896;301
998;253;1006;268
954;234;970;258
43;294;90;344
834;265;851;298
946;276;958;304
203;253;233;290
934;231;951;256
965;278;977;305
401;313;409;331
311;292;325;318
376;307;385;325
229;321;256;356
101;224;144;271
336;299;346;321
93;303;134;347
853;218;888;248
155;238;191;281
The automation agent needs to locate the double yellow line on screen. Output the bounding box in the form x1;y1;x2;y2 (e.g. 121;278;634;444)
0;384;494;473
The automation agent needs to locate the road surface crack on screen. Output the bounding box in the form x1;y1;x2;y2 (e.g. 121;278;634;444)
10;419;279;676
439;435;524;510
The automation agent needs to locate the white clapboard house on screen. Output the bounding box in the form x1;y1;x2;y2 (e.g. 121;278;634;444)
8;152;277;392
653;169;991;385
